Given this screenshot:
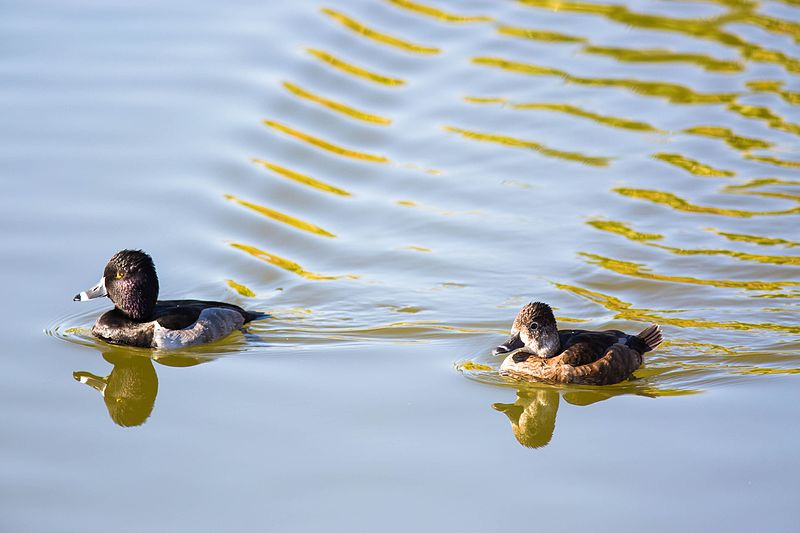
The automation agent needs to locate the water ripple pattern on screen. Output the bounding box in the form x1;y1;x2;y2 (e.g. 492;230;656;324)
55;0;800;395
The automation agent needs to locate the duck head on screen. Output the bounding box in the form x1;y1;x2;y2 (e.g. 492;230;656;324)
74;250;159;322
492;302;560;358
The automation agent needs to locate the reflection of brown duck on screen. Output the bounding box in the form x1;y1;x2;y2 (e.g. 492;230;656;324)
493;386;639;448
74;352;158;427
493;389;559;448
493;302;662;385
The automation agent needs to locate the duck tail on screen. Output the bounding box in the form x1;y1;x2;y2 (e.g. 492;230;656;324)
636;324;662;352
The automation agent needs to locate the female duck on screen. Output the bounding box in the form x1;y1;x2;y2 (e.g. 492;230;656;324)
74;250;264;348
493;302;662;385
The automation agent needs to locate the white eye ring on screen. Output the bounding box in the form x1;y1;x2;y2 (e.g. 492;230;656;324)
530;322;539;330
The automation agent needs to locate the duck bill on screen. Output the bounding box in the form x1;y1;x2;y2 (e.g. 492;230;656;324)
73;371;108;394
493;333;524;356
74;276;107;302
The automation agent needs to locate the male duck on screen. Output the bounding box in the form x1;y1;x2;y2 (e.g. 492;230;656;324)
493;302;662;385
74;250;264;348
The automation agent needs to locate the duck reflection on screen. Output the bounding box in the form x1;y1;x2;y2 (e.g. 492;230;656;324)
74;347;208;427
493;386;632;448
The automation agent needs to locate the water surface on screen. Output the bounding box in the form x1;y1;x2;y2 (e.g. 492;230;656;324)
2;0;799;531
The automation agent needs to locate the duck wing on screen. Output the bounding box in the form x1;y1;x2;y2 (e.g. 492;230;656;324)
566;343;643;386
557;329;626;366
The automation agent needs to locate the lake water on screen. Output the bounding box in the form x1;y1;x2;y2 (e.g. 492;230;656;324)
2;0;799;530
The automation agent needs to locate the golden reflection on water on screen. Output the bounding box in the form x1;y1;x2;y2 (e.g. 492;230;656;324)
321;8;440;54
614;188;800;217
305;48;406;86
579;252;800;292
263;120;389;163
652;152;735;177
517;0;800;74
683;125;772;151
465;97;662;132
230;242;358;280
386;0;492;23
444;125;612;166
555;282;800;333
251;158;351;197
225;194;337;238
472;56;738;104
282;81;392;125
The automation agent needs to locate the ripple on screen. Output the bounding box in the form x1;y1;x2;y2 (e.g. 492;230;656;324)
580;252;800;292
555;282;800;333
282;81;391;125
226;279;256;297
614;187;800;217
386;0;492;23
583;45;743;72
705;228;799;248
517;0;800;74
444;125;612;166
251;158;352;197
230;242;358;280
653;152;735;177
465;96;662;132
683;125;772;151
321;7;440;54
263;120;389;163
305;48;406;86
727;101;800;136
472;56;738;105
586;219;663;241
224;194;336;238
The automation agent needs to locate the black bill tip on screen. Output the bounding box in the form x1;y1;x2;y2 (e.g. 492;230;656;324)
492;345;510;356
73;294;81;302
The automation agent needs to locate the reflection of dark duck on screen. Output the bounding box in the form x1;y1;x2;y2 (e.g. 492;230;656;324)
493;302;662;385
74;250;266;348
74;353;158;427
493;388;559;448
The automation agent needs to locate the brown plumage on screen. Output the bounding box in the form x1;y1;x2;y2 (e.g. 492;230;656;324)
494;302;662;385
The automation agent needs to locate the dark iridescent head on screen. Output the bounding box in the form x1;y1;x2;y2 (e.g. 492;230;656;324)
74;250;159;322
492;302;560;358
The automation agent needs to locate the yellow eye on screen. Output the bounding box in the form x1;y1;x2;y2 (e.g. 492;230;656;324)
116;271;125;279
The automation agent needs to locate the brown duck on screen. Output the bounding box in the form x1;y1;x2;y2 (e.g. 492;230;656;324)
493;302;662;385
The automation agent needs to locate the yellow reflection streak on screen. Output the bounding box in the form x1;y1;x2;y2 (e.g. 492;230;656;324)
683;125;772;151
744;155;800;168
251;158;351;197
583;46;743;72
652;152;735;177
263;120;389;163
614;188;800;217
580;252;800;291
649;243;800;266
230;242;358;280
727;102;800;136
555;282;800;334
472;56;737;105
705;228;799;248
224;194;336;238
586;219;663;241
517;0;800;74
497;25;587;43
444;125;612;166
464;96;661;132
306;48;406;86
386;0;492;23
282;81;391;125
587;217;800;267
226;279;256;297
746;80;800;105
321;8;440;54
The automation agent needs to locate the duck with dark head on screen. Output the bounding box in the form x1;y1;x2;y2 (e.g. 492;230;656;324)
493;302;662;385
74;250;265;349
